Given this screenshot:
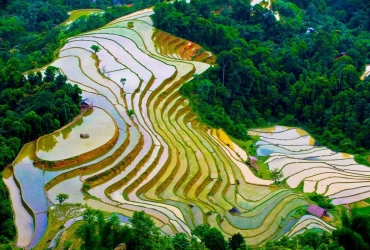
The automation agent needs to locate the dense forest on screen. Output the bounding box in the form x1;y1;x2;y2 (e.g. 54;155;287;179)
64;208;370;250
0;0;158;72
0;66;82;168
153;0;370;154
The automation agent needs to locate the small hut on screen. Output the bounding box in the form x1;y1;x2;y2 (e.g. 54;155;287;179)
248;156;260;171
307;204;327;218
80;133;90;139
249;156;258;163
334;52;346;60
80;98;94;110
229;207;241;215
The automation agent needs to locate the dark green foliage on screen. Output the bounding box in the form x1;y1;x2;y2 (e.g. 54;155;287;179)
155;0;370;153
55;193;69;204
228;233;245;250
341;212;351;228
349;214;370;245
333;227;370;250
262;231;340;250
129;210;161;249
0;0;157;72
192;225;227;250
354;154;370;167
270;168;284;184
65;209;370;250
0;173;15;243
308;193;334;210
329;213;370;250
172;233;190;250
0;66;82;170
75;209;177;250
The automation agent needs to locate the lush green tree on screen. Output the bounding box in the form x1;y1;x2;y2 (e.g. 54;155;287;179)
129;210;161;250
76;209;103;250
172;233;190;250
90;44;101;54
228;233;246;250
308;193;334;210
55;193;69;204
333;227;370;250
192;225;227;250
350;214;370;245
270;168;284;184
153;0;370;156
0;173;15;243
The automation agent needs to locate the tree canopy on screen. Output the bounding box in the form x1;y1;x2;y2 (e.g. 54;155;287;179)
0;65;82;171
154;0;370;154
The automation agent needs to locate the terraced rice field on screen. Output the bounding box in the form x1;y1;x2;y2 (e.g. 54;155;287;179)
36;108;117;162
5;8;333;249
252;126;370;205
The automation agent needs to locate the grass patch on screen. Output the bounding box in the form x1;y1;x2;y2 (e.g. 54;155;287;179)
35;204;85;250
253;156;272;180
122;192;129;200
229;135;258;155
230;134;272;180
350;201;370;216
290;181;304;193
56;220;84;250
354;154;370;167
351;206;370;216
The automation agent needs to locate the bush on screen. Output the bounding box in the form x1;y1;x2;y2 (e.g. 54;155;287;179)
308;193;334;210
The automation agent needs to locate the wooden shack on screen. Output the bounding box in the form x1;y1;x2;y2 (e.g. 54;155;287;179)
80;98;94;110
307;204;327;218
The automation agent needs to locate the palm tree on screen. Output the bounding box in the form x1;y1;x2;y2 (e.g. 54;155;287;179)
270;168;284;184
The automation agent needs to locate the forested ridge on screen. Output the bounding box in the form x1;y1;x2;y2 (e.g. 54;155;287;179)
153;0;370;154
0;0;158;72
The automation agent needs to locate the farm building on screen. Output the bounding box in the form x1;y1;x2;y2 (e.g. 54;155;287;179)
307;204;327;218
229;207;241;215
80;133;90;138
80;98;94;110
249;156;258;163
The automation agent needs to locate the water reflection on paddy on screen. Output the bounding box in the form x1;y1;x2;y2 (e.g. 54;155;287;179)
42;94;127;184
37;108;116;161
3;173;34;248
13;142;48;213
